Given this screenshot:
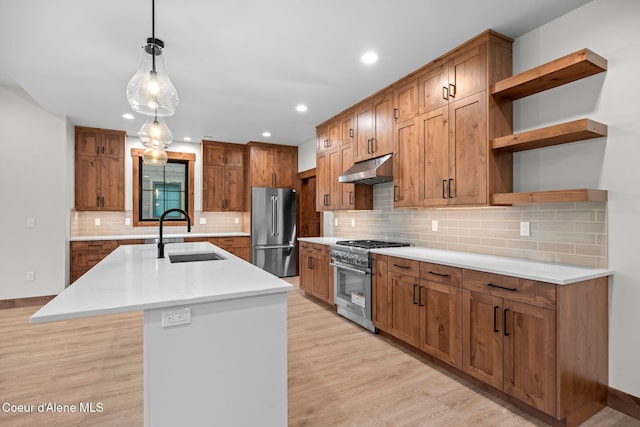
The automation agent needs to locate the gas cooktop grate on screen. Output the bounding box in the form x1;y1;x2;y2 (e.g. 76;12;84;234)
335;240;410;250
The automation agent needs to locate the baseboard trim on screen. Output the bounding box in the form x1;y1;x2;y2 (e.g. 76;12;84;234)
608;387;640;420
0;295;55;309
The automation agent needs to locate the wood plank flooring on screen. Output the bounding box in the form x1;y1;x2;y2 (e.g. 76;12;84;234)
0;278;638;426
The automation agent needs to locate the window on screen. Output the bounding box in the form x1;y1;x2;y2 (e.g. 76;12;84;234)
131;148;195;227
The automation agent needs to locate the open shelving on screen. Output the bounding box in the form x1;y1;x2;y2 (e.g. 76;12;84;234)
489;48;608;205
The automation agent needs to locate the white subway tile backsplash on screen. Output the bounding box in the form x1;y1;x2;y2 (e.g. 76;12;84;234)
330;183;608;268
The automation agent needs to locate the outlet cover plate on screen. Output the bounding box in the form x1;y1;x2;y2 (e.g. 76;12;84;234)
162;308;191;328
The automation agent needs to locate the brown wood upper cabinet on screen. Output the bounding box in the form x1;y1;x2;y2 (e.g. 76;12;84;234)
75;126;125;211
202;140;245;212
354;92;395;162
247;142;298;189
394;31;514;208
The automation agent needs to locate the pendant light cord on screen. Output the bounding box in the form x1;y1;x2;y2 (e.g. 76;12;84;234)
151;0;156;73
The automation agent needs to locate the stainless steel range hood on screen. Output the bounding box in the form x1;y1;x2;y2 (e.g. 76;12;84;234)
338;153;393;185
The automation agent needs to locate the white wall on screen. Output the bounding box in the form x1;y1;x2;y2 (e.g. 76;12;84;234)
297;138;316;172
0;86;69;299
514;0;640;396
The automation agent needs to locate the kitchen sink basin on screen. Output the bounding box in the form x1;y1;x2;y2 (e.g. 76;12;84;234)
168;251;226;263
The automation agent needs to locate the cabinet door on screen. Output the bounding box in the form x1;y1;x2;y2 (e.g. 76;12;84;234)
75;156;100;210
76;128;102;156
273;148;296;188
393;79;419;122
463;290;503;389
316;152;329;211
449;92;487;205
225;164;245;211
419;60;449;114
419;280;463;369
372;255;389;330
225;146;245;168
310;250;329;302
354;103;373;162
250;145;273;187
448;45;486;102
316;125;329;153
102;131;125;158
339;144;355;209
327;148;341;210
100;155;125;210
388;272;421;347
203;164;224;211
203;142;225;165
393;117;420;207
503;300;556;416
340;113;354;146
299;247;313;293
372;93;394;158
420;107;450;207
327;120;341;150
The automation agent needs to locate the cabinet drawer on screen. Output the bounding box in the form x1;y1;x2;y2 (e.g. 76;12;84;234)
388;256;420;276
463;269;556;310
420;262;462;288
300;242;313;251
209;236;249;248
71;240;117;251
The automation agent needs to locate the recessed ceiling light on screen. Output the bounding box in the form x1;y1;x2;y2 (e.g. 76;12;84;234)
183;136;192;142
262;131;271;137
361;51;379;64
122;113;135;120
295;104;308;113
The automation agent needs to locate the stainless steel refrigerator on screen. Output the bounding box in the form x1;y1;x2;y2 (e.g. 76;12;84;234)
251;187;297;277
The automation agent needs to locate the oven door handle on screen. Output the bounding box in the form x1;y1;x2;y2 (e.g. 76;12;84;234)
330;262;368;276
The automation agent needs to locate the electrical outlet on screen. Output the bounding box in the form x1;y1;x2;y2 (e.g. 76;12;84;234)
520;221;531;237
162;308;191;328
94;218;101;226
334;218;339;226
432;220;438;232
26;218;36;229
199;217;207;225
351;218;355;227
125;218;131;226
234;217;240;224
26;272;35;281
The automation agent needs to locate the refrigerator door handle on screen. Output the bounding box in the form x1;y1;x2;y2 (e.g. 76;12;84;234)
274;196;279;236
270;195;276;236
254;244;295;250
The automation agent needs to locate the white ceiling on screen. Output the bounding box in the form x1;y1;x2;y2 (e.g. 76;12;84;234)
0;0;592;146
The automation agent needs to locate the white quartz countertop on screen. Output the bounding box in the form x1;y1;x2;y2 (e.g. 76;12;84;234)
70;232;250;241
371;246;612;285
31;242;293;324
298;237;342;245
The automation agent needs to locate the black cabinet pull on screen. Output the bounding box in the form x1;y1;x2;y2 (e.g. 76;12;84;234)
428;271;449;278
487;283;517;292
448;178;453;198
493;306;499;333
449;83;456;98
503;308;510;336
393;108;398;121
442;179;447;199
101;196;105;208
96;196;100;208
393;264;410;269
349;191;353;205
323;194;329;207
96;146;100;154
349;128;354;138
308;256;313;270
442;86;448;100
393;186;399;202
412;284;418;305
418;286;424;307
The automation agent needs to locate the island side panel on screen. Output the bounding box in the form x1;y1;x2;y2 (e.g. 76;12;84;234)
143;292;288;427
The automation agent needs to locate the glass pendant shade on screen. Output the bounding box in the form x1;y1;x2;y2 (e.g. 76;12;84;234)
142;146;169;166
126;40;178;117
138;117;173;146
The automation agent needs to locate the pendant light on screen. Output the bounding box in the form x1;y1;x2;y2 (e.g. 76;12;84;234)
126;0;178;117
138;114;173;147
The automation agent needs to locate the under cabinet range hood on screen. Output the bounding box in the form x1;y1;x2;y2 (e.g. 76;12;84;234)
338;153;393;185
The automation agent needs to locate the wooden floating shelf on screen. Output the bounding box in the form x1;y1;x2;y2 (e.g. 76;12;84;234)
491;119;607;152
491;189;608;206
491;48;607;100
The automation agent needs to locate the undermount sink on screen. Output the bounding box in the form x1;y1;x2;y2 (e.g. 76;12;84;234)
168;251;226;263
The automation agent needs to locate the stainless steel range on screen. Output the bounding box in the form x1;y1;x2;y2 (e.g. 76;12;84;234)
331;240;410;332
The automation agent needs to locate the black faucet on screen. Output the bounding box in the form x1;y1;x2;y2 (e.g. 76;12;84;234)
158;208;191;258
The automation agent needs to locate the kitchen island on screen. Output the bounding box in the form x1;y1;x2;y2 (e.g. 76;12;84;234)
31;242;293;427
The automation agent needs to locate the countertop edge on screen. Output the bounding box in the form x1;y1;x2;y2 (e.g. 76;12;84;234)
70;232;250;241
370;247;613;285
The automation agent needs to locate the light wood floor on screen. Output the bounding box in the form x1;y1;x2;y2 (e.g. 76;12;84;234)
1;277;638;426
